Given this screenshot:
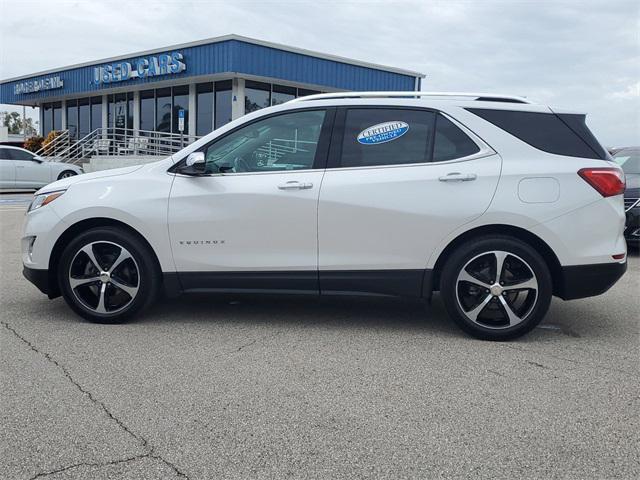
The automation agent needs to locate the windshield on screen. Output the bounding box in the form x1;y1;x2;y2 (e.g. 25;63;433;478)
613;149;640;175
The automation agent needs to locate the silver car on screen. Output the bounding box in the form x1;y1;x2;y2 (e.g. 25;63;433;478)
0;146;83;189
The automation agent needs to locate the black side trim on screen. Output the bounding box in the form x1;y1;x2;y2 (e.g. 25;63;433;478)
166;269;434;299
162;272;183;298
557;262;627;300
320;270;426;298
177;271;319;294
23;266;50;296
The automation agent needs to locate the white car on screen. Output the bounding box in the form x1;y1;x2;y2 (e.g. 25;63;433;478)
0;145;82;189
21;92;627;340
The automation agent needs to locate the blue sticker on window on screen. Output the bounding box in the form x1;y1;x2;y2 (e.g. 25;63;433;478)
357;121;409;145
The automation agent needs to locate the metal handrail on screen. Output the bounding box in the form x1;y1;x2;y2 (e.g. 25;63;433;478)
35;130;71;158
47;127;203;165
289;91;533;104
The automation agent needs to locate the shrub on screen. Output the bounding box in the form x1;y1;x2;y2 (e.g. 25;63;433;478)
24;135;44;153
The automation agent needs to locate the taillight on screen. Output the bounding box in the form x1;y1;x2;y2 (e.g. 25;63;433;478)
578;167;625;197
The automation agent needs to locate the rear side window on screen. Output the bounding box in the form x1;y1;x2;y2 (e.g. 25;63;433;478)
467;108;606;160
340;108;435;168
433;114;480;161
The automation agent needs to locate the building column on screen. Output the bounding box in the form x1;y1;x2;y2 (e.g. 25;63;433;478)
133;90;140;135
101;95;108;137
61;100;67;130
231;77;245;120
188;83;196;137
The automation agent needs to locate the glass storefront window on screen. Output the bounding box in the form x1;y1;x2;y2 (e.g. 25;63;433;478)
66;101;78;138
42;104;52;136
272;85;296;105
90;96;102;132
156;87;171;132
140;90;155;133
78;98;90;137
172;85;189;135
196;82;213;136
52;103;62;131
298;88;321;97
127;92;134;130
245;80;270;114
215;80;232;129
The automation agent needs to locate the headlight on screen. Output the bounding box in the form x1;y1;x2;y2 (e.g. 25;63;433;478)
28;190;66;212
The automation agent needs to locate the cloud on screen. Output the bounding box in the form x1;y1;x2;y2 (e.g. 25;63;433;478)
1;0;638;145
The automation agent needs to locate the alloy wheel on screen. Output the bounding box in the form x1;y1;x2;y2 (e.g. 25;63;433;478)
455;250;538;329
68;241;139;314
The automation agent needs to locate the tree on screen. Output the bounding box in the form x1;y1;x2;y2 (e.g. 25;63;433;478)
1;111;38;136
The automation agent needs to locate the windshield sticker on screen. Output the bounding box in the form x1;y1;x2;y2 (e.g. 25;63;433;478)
357;121;409;145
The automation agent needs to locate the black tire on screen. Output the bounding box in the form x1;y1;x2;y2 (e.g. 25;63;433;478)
57;170;77;180
440;235;552;341
57;227;160;323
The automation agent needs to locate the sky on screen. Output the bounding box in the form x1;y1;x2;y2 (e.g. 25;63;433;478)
1;0;638;146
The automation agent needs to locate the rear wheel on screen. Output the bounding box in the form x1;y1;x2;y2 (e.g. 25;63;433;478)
58;227;160;323
440;236;552;340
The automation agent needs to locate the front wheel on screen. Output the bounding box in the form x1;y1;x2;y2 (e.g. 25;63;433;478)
440;235;552;340
58;227;160;323
57;170;77;180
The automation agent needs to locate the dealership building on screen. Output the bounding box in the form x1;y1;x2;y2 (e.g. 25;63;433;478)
0;35;424;145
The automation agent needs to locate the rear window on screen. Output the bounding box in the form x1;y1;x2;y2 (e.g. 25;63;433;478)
467;108;607;160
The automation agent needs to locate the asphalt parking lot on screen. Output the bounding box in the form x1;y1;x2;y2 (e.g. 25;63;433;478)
1;193;639;480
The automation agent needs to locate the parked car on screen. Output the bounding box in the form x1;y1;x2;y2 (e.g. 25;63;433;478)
21;92;627;340
0;146;82;189
613;147;640;248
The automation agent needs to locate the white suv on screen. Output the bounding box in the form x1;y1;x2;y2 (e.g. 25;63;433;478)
21;92;627;340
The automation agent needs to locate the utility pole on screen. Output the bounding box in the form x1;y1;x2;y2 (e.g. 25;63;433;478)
23;105;27;140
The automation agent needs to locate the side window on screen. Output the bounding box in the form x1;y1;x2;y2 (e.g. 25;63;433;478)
7;149;35;161
0;148;9;159
467;108;606;160
433;114;480;161
203;110;326;174
340;108;435;168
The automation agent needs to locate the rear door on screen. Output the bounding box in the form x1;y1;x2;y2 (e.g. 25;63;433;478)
317;107;501;296
0;148;16;188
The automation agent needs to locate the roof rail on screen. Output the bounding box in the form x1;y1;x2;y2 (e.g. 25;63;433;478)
289;91;533;104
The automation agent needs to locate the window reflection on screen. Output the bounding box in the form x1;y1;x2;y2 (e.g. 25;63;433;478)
245;80;270;114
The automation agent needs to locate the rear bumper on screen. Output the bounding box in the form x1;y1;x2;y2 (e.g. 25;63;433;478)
556;261;627;300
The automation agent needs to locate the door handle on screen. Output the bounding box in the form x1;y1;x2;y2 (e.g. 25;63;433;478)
277;181;313;190
438;172;477;182
16;165;25;168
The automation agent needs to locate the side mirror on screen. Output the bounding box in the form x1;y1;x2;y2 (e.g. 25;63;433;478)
178;152;206;175
32;156;44;163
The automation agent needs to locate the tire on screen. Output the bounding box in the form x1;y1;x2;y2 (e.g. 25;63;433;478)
57;170;77;180
440;235;552;341
57;227;160;323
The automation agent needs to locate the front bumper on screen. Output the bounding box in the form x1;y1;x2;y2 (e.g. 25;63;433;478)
23;266;52;296
624;207;639;247
556;261;627;300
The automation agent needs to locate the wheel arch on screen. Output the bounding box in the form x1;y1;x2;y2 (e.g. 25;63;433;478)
47;217;162;298
429;224;563;296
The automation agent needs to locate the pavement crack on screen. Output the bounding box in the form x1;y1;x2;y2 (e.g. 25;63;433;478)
1;321;191;479
29;454;149;480
236;338;257;352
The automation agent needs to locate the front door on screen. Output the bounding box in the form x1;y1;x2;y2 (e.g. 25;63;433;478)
318;107;502;296
10;149;50;188
168;108;334;293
